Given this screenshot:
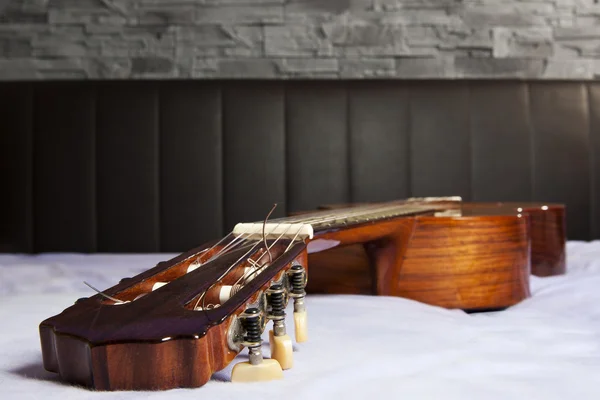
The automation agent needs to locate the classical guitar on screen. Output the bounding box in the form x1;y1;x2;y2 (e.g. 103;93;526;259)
39;197;563;390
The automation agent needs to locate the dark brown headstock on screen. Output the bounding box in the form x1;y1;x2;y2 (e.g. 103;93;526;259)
39;238;308;390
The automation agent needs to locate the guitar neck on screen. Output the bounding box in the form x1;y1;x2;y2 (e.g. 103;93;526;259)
308;204;436;232
232;200;453;240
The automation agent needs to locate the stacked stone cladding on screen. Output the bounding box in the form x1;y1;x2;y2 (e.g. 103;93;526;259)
1;0;599;79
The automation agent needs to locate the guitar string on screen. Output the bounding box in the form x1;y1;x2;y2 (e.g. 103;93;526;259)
187;206;313;267
196;201;377;310
143;202;422;307
230;223;308;289
197;201;429;310
191;201;425;309
216;221;310;295
192;211;321;266
92;201;430;305
189;200;336;266
235;223;309;287
204;201;414;303
185;203;375;270
200;222;309;310
199;214;293;266
217;200;415;262
83;281;126;304
203;226;263;263
263;203;278;263
245;200;437;270
194;206;283;310
196;200;401;267
196;221;300;310
195;201;389;272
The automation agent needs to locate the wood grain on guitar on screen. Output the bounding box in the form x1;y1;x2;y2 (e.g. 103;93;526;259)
304;199;566;310
40;240;309;390
39;197;566;390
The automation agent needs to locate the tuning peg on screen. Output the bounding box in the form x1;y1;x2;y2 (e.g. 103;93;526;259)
266;284;293;369
293;306;307;343
152;282;168;291
288;265;308;343
231;308;283;383
187;262;201;273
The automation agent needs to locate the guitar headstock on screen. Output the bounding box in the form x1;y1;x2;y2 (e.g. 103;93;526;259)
39;238;309;390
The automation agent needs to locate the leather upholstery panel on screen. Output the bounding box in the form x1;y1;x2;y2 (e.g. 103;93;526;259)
96;82;160;252
1;80;597;252
0;83;33;252
588;83;600;239
223;82;286;230
286;82;350;212
349;82;410;203
469;82;533;202
408;82;471;199
529;83;591;240
159;82;223;252
33;83;96;252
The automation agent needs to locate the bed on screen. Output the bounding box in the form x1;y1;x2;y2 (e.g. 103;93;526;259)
1;241;599;399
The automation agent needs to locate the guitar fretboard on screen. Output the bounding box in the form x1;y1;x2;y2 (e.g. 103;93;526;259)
232;203;437;240
308;204;435;231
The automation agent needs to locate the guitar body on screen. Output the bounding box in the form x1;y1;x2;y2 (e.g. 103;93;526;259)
303;202;565;311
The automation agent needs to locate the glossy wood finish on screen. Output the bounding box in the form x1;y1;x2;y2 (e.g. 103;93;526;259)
466;202;566;277
303;201;565;309
304;205;532;310
39;199;565;390
39;240;307;390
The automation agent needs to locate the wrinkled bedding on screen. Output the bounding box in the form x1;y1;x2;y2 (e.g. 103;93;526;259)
1;241;600;399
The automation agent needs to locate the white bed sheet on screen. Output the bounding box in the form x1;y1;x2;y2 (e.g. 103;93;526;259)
1;241;600;400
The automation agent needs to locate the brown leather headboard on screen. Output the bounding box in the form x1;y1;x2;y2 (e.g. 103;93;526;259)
1;80;597;253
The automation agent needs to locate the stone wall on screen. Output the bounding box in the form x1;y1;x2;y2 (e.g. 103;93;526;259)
1;0;600;79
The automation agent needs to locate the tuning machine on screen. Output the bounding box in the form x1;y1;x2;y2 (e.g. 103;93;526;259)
230;307;283;383
266;283;293;369
287;264;308;343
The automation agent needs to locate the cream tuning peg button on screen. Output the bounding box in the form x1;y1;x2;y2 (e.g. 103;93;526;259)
266;284;293;369
152;282;168;291
231;358;283;383
231;308;284;383
269;331;293;370
288;264;308;343
187;263;201;273
294;308;308;343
